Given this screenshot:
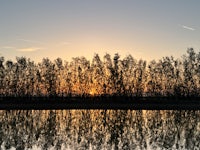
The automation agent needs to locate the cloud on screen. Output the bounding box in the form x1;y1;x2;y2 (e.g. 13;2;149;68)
1;46;15;49
17;47;42;52
17;38;44;44
182;25;195;31
0;46;43;52
62;42;70;45
58;42;71;46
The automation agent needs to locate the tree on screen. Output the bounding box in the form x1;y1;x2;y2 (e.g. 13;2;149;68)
146;60;162;96
103;53;114;95
39;58;56;96
182;48;198;96
4;60;18;96
121;55;137;96
16;57;28;96
69;57;90;96
0;57;5;96
54;58;64;96
90;54;104;95
160;56;176;96
134;59;147;97
112;53;124;95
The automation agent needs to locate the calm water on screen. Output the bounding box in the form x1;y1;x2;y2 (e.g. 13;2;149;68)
0;110;200;150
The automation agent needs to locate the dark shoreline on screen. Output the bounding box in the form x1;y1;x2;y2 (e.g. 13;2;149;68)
0;96;200;110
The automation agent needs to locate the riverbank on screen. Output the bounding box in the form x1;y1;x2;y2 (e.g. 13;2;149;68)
0;96;200;109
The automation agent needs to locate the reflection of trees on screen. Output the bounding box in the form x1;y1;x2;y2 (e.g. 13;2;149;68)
184;110;199;149
1;49;200;97
133;110;147;149
77;110;92;149
1;110;200;149
90;110;106;150
43;110;57;149
107;110;121;149
1;110;35;149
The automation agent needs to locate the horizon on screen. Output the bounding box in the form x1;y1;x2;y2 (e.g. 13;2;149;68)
0;48;198;64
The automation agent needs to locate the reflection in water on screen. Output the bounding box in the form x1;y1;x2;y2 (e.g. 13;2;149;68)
0;110;200;149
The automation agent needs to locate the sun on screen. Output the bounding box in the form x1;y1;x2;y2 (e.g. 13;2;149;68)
89;88;97;96
90;91;94;96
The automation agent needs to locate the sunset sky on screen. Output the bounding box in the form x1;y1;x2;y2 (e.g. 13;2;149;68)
0;1;200;62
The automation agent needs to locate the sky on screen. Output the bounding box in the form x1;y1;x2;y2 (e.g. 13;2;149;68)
0;1;200;62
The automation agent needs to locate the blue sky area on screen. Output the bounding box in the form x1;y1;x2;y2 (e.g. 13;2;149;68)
0;1;200;62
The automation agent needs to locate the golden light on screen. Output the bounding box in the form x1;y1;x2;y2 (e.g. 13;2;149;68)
89;88;97;96
89;91;94;96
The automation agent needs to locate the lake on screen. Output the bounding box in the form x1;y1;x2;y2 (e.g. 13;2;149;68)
0;110;199;150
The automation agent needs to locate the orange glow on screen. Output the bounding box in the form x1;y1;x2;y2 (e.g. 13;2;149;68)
89;88;98;96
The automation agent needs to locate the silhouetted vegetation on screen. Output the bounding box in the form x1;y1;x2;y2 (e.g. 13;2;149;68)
0;48;200;98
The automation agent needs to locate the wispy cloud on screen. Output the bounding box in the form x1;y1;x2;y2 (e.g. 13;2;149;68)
1;46;15;49
17;47;42;52
182;25;195;31
58;41;71;46
62;42;70;45
0;46;43;52
17;38;44;44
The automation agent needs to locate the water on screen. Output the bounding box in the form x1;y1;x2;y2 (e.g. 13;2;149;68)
0;110;199;150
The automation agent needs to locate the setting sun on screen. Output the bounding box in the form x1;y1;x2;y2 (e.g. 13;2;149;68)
89;91;94;96
89;88;97;96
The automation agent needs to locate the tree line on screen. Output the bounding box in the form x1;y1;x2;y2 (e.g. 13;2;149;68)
0;48;200;97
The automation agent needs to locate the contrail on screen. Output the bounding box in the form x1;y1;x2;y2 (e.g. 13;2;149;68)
182;25;195;31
